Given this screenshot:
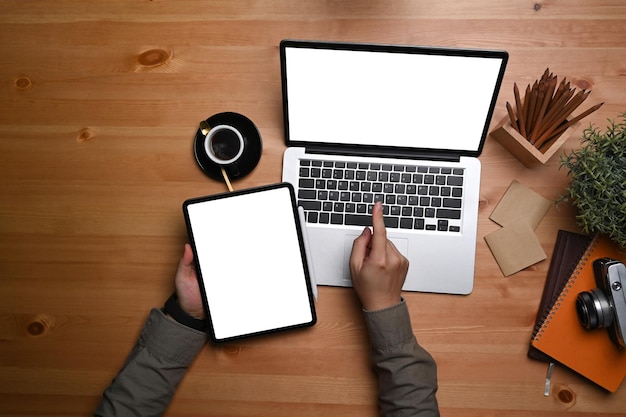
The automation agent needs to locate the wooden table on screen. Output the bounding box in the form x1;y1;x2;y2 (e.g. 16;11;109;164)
1;1;625;415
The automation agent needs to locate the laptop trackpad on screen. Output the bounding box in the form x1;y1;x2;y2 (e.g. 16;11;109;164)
343;234;409;279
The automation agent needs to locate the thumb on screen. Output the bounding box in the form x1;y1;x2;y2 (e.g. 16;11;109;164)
350;227;372;270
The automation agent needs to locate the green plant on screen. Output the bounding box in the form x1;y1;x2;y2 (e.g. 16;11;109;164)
560;112;626;247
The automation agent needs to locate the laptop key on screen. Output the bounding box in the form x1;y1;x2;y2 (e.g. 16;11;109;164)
299;178;315;188
400;218;413;229
298;200;321;211
345;214;399;228
447;176;464;186
331;213;343;224
437;209;461;219
443;198;462;208
298;189;316;199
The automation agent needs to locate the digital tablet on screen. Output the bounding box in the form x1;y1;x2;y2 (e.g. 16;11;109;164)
183;183;316;342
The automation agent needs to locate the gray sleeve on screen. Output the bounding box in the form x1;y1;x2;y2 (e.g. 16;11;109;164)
363;300;440;417
95;308;208;417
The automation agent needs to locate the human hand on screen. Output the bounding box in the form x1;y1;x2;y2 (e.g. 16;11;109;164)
174;243;205;319
349;202;409;311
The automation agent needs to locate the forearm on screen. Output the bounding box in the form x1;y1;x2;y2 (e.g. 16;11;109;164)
95;308;208;417
363;300;439;417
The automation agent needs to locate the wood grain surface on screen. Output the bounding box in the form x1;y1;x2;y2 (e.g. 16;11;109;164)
1;1;625;415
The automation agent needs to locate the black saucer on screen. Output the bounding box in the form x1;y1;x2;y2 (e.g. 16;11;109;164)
194;112;262;181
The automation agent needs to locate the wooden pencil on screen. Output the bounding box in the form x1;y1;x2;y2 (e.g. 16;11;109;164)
529;75;557;143
514;83;526;137
536;102;604;150
506;101;518;132
522;84;532;137
525;82;538;135
534;89;589;144
531;87;576;143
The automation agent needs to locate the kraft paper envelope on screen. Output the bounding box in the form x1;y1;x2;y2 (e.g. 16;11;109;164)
489;180;552;230
485;218;547;276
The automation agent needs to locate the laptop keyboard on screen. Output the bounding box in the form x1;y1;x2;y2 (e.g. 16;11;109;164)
296;159;465;232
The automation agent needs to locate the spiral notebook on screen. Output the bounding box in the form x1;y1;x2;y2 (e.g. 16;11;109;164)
528;230;592;363
530;234;626;392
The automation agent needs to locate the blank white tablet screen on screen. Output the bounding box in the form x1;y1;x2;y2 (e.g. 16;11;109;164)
186;186;313;340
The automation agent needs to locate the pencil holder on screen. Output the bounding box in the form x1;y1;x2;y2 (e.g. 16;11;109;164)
490;116;580;168
494;69;602;168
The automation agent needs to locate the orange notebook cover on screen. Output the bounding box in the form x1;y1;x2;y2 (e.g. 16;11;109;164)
531;234;626;392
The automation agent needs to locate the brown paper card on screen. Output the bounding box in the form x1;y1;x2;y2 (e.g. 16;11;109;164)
484;218;547;276
489;180;552;230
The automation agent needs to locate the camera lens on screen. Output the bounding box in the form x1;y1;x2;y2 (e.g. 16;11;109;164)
576;289;613;330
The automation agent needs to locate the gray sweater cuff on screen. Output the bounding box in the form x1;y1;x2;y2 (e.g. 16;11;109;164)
362;299;414;350
143;308;209;366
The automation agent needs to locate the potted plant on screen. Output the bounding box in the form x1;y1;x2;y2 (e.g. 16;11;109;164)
560;112;626;247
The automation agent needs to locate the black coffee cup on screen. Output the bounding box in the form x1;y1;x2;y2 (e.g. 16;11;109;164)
203;124;244;165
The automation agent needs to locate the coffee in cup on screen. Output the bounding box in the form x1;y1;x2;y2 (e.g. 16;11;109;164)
204;124;244;165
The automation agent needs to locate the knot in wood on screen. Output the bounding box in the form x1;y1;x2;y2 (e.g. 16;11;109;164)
222;345;243;357
137;48;171;67
76;127;95;142
26;314;54;336
14;75;33;90
572;77;594;91
557;388;575;404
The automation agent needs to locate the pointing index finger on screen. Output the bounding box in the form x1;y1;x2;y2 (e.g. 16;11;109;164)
370;202;388;254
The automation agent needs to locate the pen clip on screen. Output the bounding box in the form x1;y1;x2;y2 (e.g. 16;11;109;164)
544;362;554;396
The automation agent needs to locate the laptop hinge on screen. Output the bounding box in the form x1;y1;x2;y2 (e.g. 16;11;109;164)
303;145;461;163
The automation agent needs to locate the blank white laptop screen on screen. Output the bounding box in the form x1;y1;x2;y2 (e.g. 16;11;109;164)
183;183;316;342
283;45;505;154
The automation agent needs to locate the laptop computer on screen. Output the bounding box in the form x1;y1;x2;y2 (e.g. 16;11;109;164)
280;39;508;295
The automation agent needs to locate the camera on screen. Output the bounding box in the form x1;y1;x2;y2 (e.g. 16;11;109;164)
576;258;626;349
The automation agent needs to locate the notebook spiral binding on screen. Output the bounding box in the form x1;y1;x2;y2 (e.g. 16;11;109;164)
532;234;600;343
